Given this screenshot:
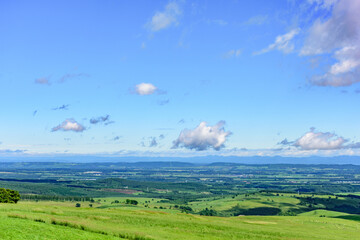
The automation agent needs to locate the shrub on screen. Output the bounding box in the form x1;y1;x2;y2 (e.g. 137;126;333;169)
125;199;138;205
199;208;218;216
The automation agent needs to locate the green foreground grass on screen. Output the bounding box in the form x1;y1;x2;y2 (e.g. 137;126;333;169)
0;201;360;240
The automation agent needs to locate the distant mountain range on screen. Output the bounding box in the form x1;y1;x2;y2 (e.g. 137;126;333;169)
0;155;359;165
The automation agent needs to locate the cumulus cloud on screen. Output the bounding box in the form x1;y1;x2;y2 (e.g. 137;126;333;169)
223;49;242;58
254;28;300;55
172;121;231;151
89;115;111;124
51;119;85;132
281;128;360;150
135;83;158;95
147;1;182;32
295;130;346;150
301;0;360;86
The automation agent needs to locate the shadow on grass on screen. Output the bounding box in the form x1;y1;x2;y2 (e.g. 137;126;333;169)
334;215;360;222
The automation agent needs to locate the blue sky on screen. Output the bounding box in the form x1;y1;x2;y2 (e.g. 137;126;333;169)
1;0;360;158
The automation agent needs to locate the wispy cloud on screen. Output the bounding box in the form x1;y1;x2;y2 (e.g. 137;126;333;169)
34;77;51;85
149;137;158;147
244;15;268;25
90;115;113;125
254;28;300;55
173;121;231;151
141;135;165;148
58;73;89;83
52;104;69;111
113;136;121;141
307;0;339;10
51;119;86;132
301;0;360;87
147;1;182;32
0;149;27;154
35;72;88;86
208;19;228;26
157;99;170;106
223;49;242;59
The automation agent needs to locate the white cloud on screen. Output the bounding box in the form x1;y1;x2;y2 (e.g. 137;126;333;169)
172;121;231;151
135;83;158;95
52;119;85;132
294;129;347;150
223;49;242;58
254;28;300;55
280;128;360;150
301;0;360;86
148;1;182;32
307;0;339;10
330;47;360;75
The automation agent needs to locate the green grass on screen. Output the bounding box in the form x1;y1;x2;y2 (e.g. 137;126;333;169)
0;215;119;240
1;201;360;240
188;194;301;211
299;209;350;217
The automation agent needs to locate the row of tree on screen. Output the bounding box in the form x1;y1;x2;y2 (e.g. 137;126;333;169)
20;194;93;202
0;188;20;203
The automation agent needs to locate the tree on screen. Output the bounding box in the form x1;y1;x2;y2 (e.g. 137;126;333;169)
125;199;138;205
0;188;20;203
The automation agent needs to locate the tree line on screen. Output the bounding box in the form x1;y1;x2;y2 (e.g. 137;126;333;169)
20;194;93;202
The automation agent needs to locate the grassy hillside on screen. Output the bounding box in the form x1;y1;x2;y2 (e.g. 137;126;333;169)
1;201;359;240
299;209;351;217
0;216;118;240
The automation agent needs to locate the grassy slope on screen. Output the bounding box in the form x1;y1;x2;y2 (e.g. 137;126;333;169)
299;210;350;217
0;216;119;240
95;193;306;213
1;201;360;240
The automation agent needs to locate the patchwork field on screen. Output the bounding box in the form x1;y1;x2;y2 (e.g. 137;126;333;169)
1;163;360;239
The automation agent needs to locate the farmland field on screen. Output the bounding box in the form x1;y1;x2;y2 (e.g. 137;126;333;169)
1;162;360;239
